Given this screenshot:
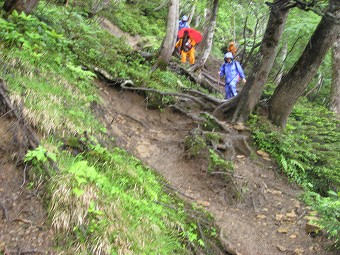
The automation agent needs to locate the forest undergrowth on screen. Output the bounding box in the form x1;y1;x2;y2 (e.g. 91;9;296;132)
0;0;339;252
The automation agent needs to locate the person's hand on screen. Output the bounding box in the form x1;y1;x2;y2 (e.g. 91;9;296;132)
243;78;246;83
218;71;221;75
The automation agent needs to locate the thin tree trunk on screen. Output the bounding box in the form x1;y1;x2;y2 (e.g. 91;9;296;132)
274;41;288;86
269;0;340;127
152;0;179;71
3;0;40;14
230;0;290;123
191;0;219;72
330;34;340;116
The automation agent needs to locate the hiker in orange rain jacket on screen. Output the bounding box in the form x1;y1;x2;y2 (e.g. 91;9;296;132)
176;30;196;65
228;41;237;57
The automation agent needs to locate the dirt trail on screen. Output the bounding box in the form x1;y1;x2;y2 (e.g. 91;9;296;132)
0;117;55;254
97;82;336;255
97;20;337;255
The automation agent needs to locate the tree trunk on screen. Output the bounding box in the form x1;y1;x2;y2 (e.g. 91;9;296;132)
330;34;340;116
268;0;340;127
152;0;179;71
230;0;290;123
274;41;288;86
191;0;219;72
3;0;40;14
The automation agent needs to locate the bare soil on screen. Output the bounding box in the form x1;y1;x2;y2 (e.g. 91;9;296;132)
0;117;55;255
0;18;337;255
95;81;337;255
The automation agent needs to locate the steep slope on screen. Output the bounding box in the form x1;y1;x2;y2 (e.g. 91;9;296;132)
96;80;336;255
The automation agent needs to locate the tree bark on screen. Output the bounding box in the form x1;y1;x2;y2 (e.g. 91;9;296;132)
152;0;179;71
330;34;340;116
191;0;219;72
269;0;340;127
3;0;40;14
274;40;288;86
230;0;290;123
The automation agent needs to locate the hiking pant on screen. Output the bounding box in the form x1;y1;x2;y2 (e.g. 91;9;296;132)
225;79;238;99
181;49;195;65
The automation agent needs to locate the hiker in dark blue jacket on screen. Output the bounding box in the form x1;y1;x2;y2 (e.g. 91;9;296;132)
219;52;246;100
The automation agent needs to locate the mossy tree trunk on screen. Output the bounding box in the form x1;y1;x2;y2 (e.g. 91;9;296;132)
152;0;179;71
230;0;290;124
268;0;340;127
3;0;40;14
330;34;340;116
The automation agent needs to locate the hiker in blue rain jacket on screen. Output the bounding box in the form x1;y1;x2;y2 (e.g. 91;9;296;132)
178;15;189;31
219;52;246;100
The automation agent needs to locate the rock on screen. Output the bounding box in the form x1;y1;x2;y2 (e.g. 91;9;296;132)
306;222;321;234
256;214;267;220
294;248;304;254
289;234;297;239
233;123;246;131
267;189;283;195
276;214;285;221
286;210;297;218
277;226;289;233
262;156;271;161
303;216;319;222
257;150;270;158
277;244;287;252
236;155;246;159
196;200;210;207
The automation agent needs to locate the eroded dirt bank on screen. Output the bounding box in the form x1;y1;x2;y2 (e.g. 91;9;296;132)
97;81;336;255
0;117;55;254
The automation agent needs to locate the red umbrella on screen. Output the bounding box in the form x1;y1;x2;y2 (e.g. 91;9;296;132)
178;28;203;44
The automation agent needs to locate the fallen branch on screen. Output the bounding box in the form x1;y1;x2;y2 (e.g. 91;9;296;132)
12;217;33;224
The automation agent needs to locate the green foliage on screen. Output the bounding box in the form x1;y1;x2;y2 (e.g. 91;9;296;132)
208;149;234;174
44;137;214;254
304;191;340;249
184;129;208;158
103;1;166;37
249;100;339;247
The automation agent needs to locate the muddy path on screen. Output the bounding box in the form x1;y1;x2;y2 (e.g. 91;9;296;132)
0;117;55;254
96;81;336;255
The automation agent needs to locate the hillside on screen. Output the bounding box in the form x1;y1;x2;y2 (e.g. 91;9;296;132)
0;0;339;255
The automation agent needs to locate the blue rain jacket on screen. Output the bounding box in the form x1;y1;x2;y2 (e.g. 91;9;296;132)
178;20;189;30
219;60;246;99
219;61;245;84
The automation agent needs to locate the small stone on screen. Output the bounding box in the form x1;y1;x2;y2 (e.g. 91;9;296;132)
236;155;246;159
277;244;287;252
196;200;210;207
294;248;304;254
286;210;297;218
257;150;270;157
257;214;267;220
262;208;269;212
262;156;271;161
289;234;297;239
277;226;289;233
267;189;283;195
260;174;267;178
233;123;245;131
276;214;285;221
